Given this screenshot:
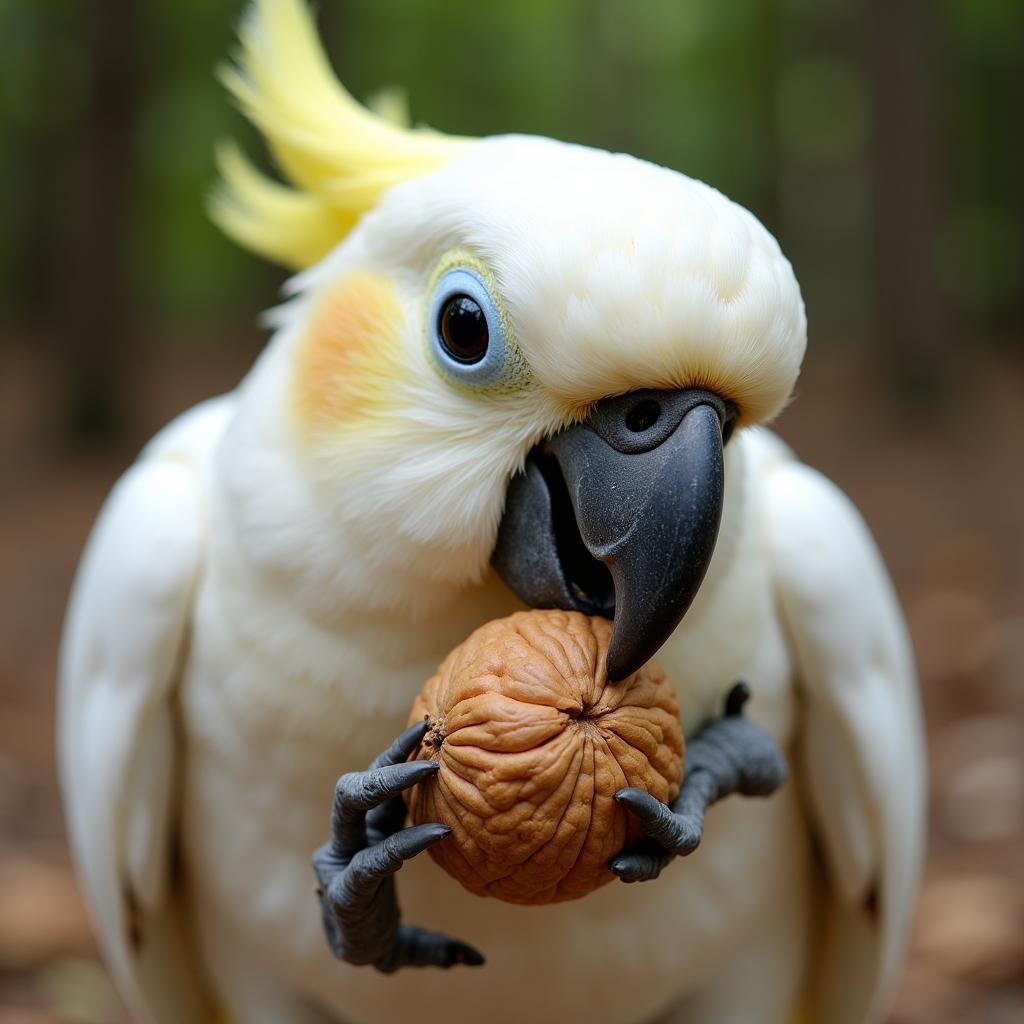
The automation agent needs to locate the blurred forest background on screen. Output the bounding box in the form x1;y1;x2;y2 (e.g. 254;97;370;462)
1;0;1022;1021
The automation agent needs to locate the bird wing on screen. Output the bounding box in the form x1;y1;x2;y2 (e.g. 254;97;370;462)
763;454;926;1024
58;454;213;1023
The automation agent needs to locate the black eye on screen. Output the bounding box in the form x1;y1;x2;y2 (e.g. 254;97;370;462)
439;295;489;364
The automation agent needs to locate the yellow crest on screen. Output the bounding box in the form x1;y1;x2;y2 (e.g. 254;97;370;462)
210;0;474;269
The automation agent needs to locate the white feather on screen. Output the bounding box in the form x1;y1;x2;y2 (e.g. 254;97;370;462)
763;453;926;1023
58;400;233;1024
350;135;807;426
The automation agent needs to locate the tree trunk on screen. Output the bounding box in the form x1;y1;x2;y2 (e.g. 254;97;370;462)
56;0;143;438
868;0;948;401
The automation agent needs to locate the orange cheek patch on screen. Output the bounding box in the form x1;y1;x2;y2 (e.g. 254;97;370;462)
291;271;405;436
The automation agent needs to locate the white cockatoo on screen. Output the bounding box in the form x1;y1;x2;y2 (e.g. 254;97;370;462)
58;2;926;1023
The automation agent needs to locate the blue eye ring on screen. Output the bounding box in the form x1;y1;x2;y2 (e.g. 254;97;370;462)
428;265;512;388
426;250;534;392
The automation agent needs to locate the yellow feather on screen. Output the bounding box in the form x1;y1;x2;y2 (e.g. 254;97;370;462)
210;141;353;269
210;0;474;268
365;86;412;129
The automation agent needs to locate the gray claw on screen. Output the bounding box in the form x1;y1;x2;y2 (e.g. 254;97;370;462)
370;720;430;770
378;926;485;973
609;839;673;883
344;823;452;892
329;761;439;856
614;789;704;857
314;726;483;972
610;682;786;883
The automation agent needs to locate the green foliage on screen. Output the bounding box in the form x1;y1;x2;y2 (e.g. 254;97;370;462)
0;0;1020;347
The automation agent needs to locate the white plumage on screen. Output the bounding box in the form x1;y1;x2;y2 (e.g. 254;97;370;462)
59;3;924;1022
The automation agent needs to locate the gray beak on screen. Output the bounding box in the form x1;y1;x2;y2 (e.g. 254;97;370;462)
491;388;735;681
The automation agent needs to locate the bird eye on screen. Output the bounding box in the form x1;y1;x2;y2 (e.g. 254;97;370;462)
439;295;489;364
427;261;521;389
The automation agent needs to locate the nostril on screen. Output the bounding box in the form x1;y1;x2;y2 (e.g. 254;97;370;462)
624;399;661;433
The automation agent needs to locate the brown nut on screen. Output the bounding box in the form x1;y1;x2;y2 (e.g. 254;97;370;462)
405;609;684;905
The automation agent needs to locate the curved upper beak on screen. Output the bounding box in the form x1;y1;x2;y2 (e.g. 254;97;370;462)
491;388;733;680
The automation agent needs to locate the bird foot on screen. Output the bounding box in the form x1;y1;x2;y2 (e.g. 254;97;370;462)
311;721;485;972
610;682;788;883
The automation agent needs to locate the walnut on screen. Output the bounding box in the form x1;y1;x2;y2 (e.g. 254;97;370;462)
405;610;684;905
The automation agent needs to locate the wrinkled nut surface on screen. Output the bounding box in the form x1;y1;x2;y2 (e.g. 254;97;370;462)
405;610;684;905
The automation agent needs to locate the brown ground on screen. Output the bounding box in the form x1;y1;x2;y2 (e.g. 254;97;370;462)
1;340;1022;1022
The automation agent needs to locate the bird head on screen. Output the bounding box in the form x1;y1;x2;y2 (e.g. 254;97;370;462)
213;0;806;677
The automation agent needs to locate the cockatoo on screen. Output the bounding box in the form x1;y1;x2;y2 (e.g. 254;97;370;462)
58;2;926;1023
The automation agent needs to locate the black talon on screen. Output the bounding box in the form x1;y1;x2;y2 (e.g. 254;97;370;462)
609;838;673;883
724;680;751;716
381;926;486;973
313;726;484;972
369;720;430;769
610;682;787;883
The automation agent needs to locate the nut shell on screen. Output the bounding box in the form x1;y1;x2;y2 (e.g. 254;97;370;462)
405;610;684;905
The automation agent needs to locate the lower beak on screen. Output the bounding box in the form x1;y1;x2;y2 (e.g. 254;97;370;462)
492;388;732;680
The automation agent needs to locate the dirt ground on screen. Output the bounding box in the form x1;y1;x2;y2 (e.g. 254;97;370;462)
1;340;1022;1022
